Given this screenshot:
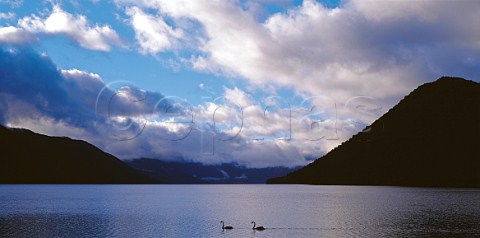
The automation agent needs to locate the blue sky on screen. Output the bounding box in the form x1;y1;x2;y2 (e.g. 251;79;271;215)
0;0;341;105
1;0;479;167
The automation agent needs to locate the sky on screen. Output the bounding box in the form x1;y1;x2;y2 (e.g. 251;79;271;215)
0;0;479;168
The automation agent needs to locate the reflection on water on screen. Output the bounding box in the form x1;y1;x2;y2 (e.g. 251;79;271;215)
0;185;479;237
1;214;110;237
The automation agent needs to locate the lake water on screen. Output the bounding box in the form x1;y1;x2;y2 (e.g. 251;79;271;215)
1;185;480;237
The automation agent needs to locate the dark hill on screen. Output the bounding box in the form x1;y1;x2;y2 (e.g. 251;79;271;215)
0;125;155;183
268;77;480;187
127;158;298;184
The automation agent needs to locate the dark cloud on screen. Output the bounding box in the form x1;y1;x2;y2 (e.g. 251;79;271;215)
0;47;340;168
0;47;88;125
0;47;170;136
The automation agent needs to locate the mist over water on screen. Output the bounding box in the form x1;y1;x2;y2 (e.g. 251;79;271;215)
1;185;479;237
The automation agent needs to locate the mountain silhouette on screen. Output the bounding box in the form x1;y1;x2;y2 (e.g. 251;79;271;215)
268;77;480;187
127;158;298;184
0;125;155;183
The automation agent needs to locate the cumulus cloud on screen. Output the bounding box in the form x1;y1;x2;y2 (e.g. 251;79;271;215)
0;48;83;123
4;0;480;168
0;4;122;51
0;47;334;167
0;26;35;44
117;0;480;104
0;47;169;140
111;0;480;167
224;87;253;108
125;6;184;54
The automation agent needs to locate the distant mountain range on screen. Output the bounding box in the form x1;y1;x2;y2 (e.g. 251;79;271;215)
126;158;299;184
0;125;154;183
3;76;478;186
0;125;296;184
268;77;480;187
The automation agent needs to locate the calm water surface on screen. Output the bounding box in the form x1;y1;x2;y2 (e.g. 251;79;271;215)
0;185;479;237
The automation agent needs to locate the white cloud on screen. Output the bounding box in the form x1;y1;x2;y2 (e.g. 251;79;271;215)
0;12;15;19
125;6;184;54
0;26;35;43
224;87;253;108
2;4;123;51
117;0;480;104
2;47;354;167
4;0;480;167
61;68;103;82
112;0;480;166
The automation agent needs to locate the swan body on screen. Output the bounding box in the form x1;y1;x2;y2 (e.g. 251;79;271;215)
251;221;265;230
220;221;233;230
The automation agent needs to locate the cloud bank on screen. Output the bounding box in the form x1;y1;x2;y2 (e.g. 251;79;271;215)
1;0;480;167
0;4;123;51
1;48;332;167
117;0;480;102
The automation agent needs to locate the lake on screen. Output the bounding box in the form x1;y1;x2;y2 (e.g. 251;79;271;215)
1;185;479;237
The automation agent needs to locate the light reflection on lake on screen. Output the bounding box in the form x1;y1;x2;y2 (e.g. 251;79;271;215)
1;185;479;237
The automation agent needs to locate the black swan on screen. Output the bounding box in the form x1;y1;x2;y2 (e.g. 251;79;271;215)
220;221;233;230
251;221;265;230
